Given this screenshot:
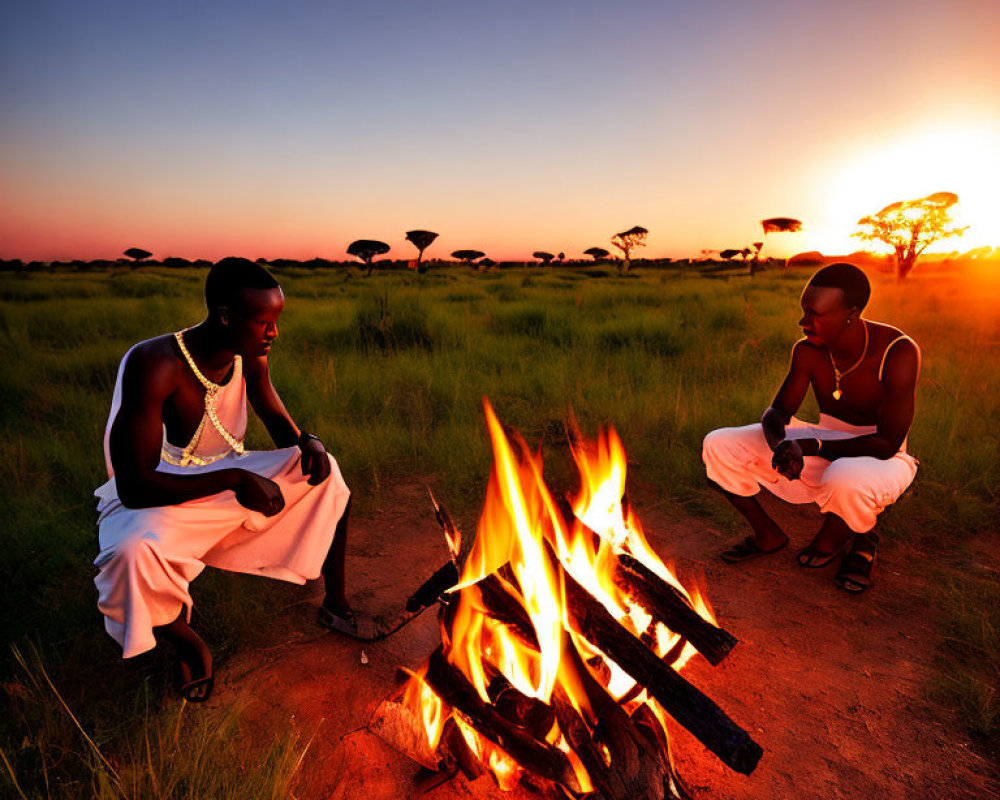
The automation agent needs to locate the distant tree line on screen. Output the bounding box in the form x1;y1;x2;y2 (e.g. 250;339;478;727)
1;193;972;281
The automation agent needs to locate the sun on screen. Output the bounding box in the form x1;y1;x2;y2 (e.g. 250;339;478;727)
811;121;1000;256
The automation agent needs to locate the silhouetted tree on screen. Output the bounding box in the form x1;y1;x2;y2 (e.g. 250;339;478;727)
720;249;740;262
533;250;555;264
347;239;390;276
557;251;565;262
478;257;496;271
405;229;439;273
610;226;648;274
451;249;485;267
584;247;610;261
854;192;967;281
759;218;802;268
749;241;764;277
123;247;152;264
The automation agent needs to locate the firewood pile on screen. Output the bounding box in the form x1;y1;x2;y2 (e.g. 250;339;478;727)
370;401;762;799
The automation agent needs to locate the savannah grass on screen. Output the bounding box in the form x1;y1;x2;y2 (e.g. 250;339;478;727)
1;261;997;794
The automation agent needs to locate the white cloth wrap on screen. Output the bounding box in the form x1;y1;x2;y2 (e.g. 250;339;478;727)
702;414;917;534
94;341;351;658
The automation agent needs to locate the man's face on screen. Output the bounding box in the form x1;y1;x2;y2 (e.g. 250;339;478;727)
798;285;853;346
224;287;284;357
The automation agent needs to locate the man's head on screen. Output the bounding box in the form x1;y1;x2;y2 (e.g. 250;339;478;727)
205;257;284;357
799;262;871;346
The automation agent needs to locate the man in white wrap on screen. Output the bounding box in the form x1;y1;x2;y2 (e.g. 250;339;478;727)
702;263;919;593
95;258;354;701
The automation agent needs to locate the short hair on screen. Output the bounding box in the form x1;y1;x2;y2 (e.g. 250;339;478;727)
807;262;870;312
205;257;279;311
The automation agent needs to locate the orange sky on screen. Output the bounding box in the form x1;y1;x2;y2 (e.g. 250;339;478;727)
1;1;998;262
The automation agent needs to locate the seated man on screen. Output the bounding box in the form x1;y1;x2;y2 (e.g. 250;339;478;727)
94;258;355;702
702;263;919;593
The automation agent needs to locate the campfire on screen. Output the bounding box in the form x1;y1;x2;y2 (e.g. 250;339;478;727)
371;400;762;799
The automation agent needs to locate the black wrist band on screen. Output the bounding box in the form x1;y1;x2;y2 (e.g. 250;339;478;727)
298;431;320;447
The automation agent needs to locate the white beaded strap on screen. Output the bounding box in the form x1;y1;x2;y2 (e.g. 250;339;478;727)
877;335;915;381
174;330;245;460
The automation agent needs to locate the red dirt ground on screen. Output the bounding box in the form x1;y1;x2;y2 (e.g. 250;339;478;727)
220;480;997;800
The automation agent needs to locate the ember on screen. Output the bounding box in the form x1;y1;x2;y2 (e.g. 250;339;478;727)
374;399;762;799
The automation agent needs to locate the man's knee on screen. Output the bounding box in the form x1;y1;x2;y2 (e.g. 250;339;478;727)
702;427;732;465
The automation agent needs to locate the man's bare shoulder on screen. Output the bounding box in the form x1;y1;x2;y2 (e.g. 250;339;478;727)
866;319;914;344
789;337;825;367
121;335;183;393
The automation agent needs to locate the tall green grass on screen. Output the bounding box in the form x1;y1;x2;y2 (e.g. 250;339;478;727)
1;262;997;792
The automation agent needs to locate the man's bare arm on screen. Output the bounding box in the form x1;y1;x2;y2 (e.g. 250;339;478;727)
817;340;919;461
245;355;331;485
110;347;283;514
244;355;300;446
762;340;813;450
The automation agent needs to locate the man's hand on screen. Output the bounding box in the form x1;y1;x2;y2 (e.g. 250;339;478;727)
771;439;805;480
299;434;331;486
234;471;285;516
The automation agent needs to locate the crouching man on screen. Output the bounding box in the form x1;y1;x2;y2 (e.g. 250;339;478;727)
94;258;357;702
702;263;919;593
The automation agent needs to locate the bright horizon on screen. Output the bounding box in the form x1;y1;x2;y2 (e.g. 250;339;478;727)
2;0;999;263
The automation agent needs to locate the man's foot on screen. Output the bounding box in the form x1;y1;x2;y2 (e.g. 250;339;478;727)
154;610;213;703
721;534;789;563
796;536;853;568
318;601;360;638
173;633;213;703
835;533;878;593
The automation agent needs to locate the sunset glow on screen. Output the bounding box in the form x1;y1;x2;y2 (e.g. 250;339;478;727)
1;1;998;262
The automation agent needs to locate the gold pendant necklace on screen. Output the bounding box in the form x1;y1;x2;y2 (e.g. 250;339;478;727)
830;320;868;400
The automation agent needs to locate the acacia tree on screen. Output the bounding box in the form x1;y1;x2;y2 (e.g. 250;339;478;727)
610;225;648;274
532;250;555;265
584;247;610;261
854;191;967;281
405;229;438;273
720;248;740;263
123;247;152;265
759;217;802;268
451;249;485;267
347;239;390;276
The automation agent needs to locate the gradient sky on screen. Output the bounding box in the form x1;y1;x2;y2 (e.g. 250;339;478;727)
2;0;998;262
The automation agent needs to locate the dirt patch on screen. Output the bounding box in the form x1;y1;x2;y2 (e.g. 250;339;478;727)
221;481;997;799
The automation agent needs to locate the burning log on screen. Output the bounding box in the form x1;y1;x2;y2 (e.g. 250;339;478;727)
486;673;557;740
423;647;584;794
555;497;737;666
613;553;737;666
405;560;459;612
561;566;763;776
439;718;486;780
476;574;540;650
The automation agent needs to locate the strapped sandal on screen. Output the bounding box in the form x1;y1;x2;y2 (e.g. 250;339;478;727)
836;545;877;593
175;659;214;703
796;537;853;569
721;535;789;564
317;605;363;639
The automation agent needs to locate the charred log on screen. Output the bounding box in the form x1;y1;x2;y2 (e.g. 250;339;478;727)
439;717;486;780
486;674;557;740
614;553;737;666
405;560;459;612
423;648;583;793
561;567;763;775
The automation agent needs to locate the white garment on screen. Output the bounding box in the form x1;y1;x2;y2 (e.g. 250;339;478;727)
94;339;351;658
702;414;917;533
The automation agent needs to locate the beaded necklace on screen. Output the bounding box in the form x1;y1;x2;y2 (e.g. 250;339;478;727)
167;330;245;465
